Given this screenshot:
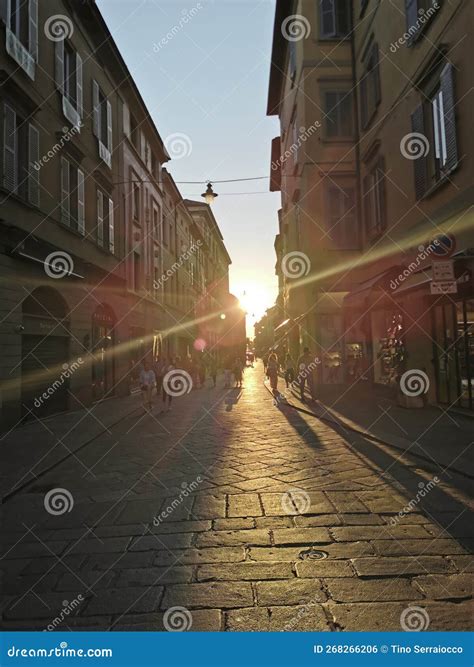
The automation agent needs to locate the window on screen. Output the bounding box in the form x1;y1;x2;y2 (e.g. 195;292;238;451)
326;183;357;248
360;0;369;17
319;0;350;39
405;0;440;44
92;80;112;168
55;40;83;126
3;103;39;206
132;182;140;221
363;158;386;240
360;41;381;128
289;41;297;86
324;91;354;138
130;113;140;151
4;0;37;79
60;157;85;234
163;214;169;246
411;63;457;199
96;189;115;253
152;203;161;238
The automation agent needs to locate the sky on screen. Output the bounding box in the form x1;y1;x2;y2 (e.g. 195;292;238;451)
97;0;281;335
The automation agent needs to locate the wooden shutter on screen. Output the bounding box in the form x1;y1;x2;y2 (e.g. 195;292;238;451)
97;189;104;246
76;53;83;117
373;43;381;106
92;80;100;137
123;101;130;137
77;168;85;234
376;157;386;231
28;124;40;206
60;156;70;225
405;0;419;43
28;0;38;60
411;103;427;199
0;0;10;25
55;40;64;92
440;62;457;172
106;99;112;152
108;198;115;253
3;104;17;192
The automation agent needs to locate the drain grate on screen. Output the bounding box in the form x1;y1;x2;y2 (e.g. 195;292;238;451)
298;547;328;560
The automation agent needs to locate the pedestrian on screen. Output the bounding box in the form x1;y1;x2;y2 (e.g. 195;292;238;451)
153;355;166;398
162;357;174;412
233;357;243;388
140;360;156;411
198;359;206;388
223;357;232;388
209;356;218;388
297;346;316;402
266;352;279;396
283;352;295;388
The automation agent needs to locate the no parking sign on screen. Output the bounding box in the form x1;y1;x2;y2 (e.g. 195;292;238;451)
431;233;456;259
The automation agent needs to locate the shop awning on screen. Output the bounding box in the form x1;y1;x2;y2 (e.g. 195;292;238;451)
344;267;404;310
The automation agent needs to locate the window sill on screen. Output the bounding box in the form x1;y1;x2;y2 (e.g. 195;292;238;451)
6;28;35;80
421;164;459;200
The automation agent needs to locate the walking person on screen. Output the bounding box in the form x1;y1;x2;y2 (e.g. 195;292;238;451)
140;361;156;412
209;356;218;388
233;357;243;388
153;355;166;399
161;357;174;412
266;352;279;397
297;347;316;402
198;358;206;389
223;357;232;389
283;352;295;388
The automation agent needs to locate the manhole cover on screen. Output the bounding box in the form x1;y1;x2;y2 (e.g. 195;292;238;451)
299;548;328;560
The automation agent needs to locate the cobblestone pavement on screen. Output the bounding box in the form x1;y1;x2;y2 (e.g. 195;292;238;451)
1;363;472;631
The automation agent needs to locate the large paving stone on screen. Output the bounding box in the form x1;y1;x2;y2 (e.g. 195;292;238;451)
414;574;472;600
161;582;253;609
352;556;455;577
195;529;270;548
83;586;163;616
196;562;294;582
226;605;329;631
372;539;469;557
129;533;193;551
323;577;423;602
331;525;432;541
296;560;355;578
154;547;245;566
113;609;222;631
272;528;331;545
256;579;326;605
227;494;262;517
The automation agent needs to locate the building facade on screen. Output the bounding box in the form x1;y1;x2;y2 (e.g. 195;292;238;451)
267;0;474;410
0;0;235;431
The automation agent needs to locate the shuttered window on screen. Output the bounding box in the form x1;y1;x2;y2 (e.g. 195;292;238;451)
319;0;350;38
324;90;354;138
326;183;358;249
96;189;115;253
60;157;85;233
405;0;441;45
411;62;457;199
3;103;40;206
5;0;37;79
360;42;381;129
55;39;83;127
92;80;113;168
363;158;386;239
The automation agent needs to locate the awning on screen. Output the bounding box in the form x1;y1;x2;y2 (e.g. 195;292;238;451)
344;267;404;310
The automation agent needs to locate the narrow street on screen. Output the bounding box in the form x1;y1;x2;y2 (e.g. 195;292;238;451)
1;363;471;632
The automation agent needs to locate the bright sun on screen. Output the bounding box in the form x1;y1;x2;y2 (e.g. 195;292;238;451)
237;284;273;322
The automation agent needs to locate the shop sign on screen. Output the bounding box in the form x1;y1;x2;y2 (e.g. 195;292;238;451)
432;260;454;281
430;280;458;295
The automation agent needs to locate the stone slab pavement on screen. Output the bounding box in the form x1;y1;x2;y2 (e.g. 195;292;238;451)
1;362;472;631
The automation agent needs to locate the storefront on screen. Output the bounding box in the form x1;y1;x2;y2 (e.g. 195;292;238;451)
91;304;116;401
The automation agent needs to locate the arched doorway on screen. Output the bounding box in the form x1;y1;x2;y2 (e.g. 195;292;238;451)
21;287;70;418
91;303;116;401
